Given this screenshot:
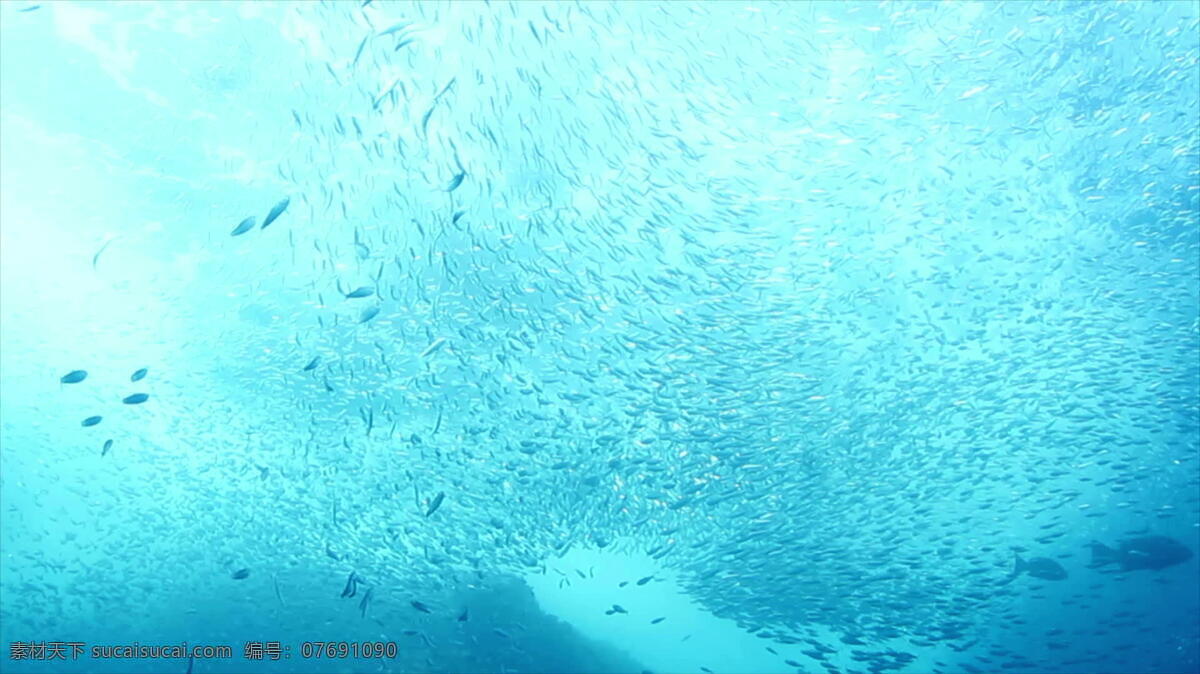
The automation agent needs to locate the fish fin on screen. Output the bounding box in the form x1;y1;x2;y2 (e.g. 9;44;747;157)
1087;541;1118;568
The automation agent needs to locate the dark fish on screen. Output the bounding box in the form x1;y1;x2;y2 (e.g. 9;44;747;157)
122;393;149;405
610;604;627;614
452;210;465;224
425;491;445;517
1002;553;1067;583
340;572;358;598
445;171;465;192
231;217;255;236
411;600;432;613
1088;535;1194;571
261;197;290;229
359;306;380;323
345;286;375;299
303;356;321;372
650;617;665;624
19;5;42;11
92;237;117;270
352;35;369;66
82;416;102;427
61;370;87;384
637;575;654;586
420;107;435;135
458;608;469;622
231;568;250;580
102;439;113;456
378;21;411;37
130;368;148;382
359;587;373;618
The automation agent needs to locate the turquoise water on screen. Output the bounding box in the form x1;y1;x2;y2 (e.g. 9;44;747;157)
1;2;1198;674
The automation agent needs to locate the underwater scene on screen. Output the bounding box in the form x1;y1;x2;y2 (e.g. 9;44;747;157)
0;2;1197;674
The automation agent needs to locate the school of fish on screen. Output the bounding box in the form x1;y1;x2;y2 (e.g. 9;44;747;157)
4;2;1198;674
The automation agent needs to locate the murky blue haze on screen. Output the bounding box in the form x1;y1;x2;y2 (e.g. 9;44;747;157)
1;2;1197;674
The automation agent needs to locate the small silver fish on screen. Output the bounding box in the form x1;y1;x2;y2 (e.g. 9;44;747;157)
420;337;447;358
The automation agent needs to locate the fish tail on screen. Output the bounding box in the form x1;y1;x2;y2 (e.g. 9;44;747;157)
998;552;1023;585
1087;541;1117;568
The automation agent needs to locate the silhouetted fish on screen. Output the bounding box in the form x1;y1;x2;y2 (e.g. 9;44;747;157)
340;572;358;598
92;237;117;269
61;370;87;384
130;368;148;382
231;217;256;236
425;491;445;517
1002;553;1067;583
359;306;380;323
359;587;373;618
261;197;290;229
1088;535;1193;571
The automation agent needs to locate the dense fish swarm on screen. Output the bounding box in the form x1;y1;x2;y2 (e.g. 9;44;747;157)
1;2;1197;674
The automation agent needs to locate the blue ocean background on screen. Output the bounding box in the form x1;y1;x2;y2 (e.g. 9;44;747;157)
1;2;1197;674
